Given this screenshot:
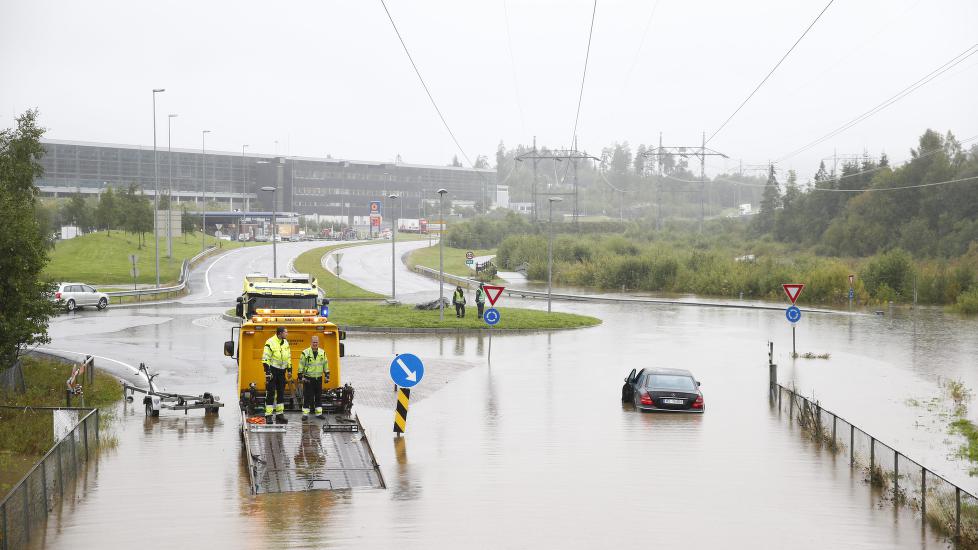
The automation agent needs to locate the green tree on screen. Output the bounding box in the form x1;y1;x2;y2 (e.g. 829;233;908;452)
63;192;92;230
95;186;119;235
0;110;59;366
754;164;781;234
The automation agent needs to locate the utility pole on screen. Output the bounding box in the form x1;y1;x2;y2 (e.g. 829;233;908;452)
516;144;599;226
645;134;727;233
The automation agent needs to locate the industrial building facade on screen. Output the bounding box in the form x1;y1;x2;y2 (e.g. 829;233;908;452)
37;139;495;222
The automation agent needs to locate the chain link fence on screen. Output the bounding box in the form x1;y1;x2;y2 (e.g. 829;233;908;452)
773;383;978;547
0;407;99;550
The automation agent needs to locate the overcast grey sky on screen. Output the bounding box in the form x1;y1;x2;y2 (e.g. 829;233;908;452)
1;0;976;178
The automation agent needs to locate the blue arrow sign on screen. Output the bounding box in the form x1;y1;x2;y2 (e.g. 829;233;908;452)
390;353;424;388
848;288;855;300
484;307;500;326
786;305;801;324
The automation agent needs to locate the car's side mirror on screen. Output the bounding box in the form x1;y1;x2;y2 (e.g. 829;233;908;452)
339;343;345;358
223;340;235;357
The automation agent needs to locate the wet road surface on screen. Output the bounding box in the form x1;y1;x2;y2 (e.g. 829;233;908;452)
31;241;978;548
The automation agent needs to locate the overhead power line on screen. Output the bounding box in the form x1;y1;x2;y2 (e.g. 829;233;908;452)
776;42;978;163
571;0;598;146
379;0;473;167
705;0;836;145
809;174;978;193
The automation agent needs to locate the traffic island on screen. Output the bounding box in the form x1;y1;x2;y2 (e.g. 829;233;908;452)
326;301;601;332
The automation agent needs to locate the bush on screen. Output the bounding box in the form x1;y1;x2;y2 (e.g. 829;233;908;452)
956;288;978;315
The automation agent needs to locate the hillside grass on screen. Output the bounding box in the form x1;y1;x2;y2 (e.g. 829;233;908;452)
328;301;600;330
406;243;499;280
44;231;267;286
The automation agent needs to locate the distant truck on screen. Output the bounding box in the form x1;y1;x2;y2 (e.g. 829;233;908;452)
397;218;428;233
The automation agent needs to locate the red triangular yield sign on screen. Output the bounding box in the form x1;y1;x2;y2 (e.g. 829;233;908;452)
782;283;805;304
482;285;505;306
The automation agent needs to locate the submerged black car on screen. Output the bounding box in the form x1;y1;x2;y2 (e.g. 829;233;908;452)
621;367;704;413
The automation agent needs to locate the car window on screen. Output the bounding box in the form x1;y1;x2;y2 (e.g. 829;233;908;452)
68;285;81;292
646;374;697;392
83;285;96;293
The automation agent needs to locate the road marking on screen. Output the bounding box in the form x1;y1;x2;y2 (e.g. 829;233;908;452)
203;247;247;298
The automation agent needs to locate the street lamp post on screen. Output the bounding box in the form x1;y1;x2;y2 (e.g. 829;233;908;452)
241;145;249;213
201;129;211;252
260;186;278;277
437;189;447;320
167;113;177;259
548;196;563;313
389;194;399;301
152;88;165;288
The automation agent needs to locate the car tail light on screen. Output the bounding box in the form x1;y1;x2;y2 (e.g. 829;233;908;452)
639;391;653;406
692;395;704;409
55;292;62;299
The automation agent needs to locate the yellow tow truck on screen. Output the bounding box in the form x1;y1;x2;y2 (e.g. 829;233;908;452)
223;273;384;493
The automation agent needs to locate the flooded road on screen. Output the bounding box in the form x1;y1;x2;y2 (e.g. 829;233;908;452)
31;242;978;548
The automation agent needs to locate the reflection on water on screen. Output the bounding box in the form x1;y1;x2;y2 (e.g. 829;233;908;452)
36;299;978;548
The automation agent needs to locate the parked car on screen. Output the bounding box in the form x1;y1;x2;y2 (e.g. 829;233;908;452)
53;283;109;312
219;234;232;241
621;367;704;412
238;233;251;242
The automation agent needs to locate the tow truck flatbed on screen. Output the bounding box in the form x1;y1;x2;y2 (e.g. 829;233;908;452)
242;410;384;494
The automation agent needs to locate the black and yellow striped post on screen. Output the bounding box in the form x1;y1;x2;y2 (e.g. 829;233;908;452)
393;387;411;435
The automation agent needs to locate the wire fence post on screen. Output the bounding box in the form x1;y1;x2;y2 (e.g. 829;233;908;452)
921;467;926;526
832;415;837;448
870;437;875;475
56;441;64;499
850;425;854;467
2;502;7;550
893;450;899;499
83;416;89;461
956;487;961;542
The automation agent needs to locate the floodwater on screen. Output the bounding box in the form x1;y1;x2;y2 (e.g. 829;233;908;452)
31;292;978;549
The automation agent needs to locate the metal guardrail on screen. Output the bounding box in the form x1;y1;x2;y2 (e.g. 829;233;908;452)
771;373;978;546
103;245;217;299
0;406;100;550
412;265;838;313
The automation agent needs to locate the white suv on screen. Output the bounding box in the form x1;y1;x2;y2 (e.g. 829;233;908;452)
54;283;110;312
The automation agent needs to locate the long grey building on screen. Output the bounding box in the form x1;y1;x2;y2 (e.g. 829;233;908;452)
37;139;495;222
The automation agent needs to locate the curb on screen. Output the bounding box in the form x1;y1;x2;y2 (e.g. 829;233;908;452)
219;312;596;333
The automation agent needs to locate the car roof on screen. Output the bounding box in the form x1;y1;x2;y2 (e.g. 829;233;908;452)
644;368;695;377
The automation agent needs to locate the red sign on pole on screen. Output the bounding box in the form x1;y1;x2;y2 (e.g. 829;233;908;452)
482;285;505;306
782;284;805;304
848;274;855;287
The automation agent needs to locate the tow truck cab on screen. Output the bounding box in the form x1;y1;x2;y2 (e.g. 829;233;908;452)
235;273;325;319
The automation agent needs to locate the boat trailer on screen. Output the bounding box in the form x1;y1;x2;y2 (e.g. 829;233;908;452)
123;363;224;417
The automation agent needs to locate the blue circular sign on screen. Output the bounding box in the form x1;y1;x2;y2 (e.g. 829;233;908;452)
389;353;424;388
786;305;801;324
848;288;855;300
484;308;500;326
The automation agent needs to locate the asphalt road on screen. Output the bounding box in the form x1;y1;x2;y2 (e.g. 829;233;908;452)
324;239;443;302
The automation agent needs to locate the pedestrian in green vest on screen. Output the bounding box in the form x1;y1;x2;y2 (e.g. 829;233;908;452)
299;335;330;420
453;286;466;318
475;283;486;319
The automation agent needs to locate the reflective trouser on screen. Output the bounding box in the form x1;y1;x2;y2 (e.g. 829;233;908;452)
301;375;323;415
477;302;485;318
265;367;287;415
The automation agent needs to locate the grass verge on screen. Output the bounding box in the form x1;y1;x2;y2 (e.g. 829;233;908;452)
44;231;268;286
292;242;385;299
0;356;122;497
406;243;499;281
328;301;601;330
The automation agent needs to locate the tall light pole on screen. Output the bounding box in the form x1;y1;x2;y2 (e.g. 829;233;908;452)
260;186;278;277
201;129;211;252
240;145;249;213
548;196;563;313
166;114;177;259
152;88;165;288
389;194;399;301
437;188;447;320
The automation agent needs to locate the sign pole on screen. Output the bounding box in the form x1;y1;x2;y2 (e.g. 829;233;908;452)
488;325;492;365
